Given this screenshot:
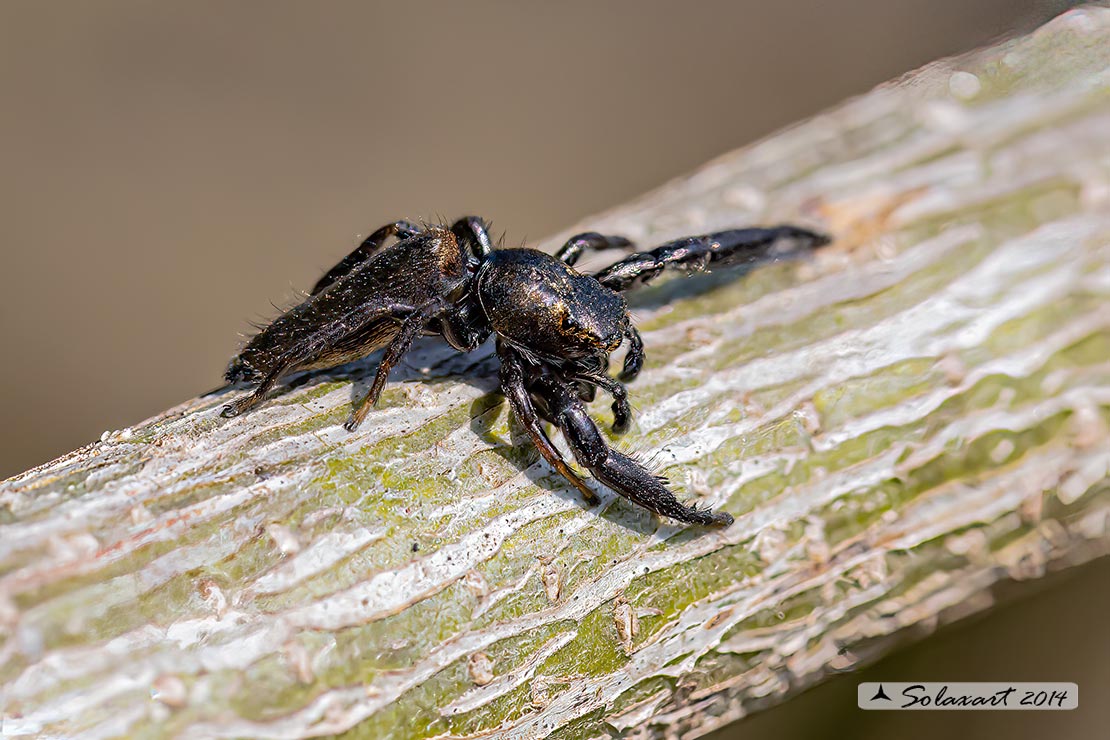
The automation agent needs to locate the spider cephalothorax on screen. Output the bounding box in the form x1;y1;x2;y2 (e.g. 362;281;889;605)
222;216;830;526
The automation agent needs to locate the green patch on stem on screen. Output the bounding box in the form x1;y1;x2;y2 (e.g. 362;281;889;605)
822;409;1071;547
723;588;821;640
813;358;939;430
538;601;628;678
607;675;676;718
622;548;763;647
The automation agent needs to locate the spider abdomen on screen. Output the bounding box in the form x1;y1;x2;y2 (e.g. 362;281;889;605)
226;228;466;383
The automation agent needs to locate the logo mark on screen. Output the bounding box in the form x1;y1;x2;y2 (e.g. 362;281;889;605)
870;684;892;702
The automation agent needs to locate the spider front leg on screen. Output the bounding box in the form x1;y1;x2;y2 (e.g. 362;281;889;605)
530;370;733;527
619;326;645;382
312;219;422;295
566;325;645;429
554;232;633;267
566;368;632;433
593;225;830;292
498;343;599;505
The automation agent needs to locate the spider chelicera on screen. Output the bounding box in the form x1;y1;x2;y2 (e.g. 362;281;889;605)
221;216;830;526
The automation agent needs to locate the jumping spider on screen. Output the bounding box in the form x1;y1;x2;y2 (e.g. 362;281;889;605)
222;216;829;526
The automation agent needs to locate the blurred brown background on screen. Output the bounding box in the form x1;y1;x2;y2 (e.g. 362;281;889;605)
3;2;1106;739
0;0;1078;478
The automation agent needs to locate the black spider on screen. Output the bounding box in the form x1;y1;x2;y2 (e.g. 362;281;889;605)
221;216;830;526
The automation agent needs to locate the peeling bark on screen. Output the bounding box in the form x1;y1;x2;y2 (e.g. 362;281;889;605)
3;8;1110;739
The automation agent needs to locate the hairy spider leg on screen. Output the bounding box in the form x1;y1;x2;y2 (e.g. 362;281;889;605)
554;232;634;267
592;225;830;292
220;360;296;418
619;325;645;382
449;216;494;259
311;220;422;296
345;299;446;431
565;368;632;434
497;342;599;505
529;370;733;527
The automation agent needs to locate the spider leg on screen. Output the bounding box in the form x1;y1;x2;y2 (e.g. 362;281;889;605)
311;220;422;296
498;343;599;505
345;300;445;431
554;232;634;267
220;361;294;418
592;225;830;292
619;325;645;382
450;216;494;259
566;369;632;434
531;371;733;527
